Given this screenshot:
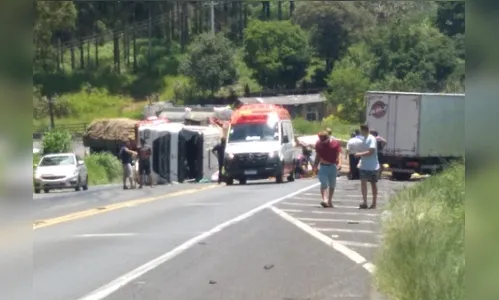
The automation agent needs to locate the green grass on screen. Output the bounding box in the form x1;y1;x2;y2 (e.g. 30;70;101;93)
292;116;357;141
374;164;464;300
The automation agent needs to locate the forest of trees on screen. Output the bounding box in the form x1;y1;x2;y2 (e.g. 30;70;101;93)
33;1;465;123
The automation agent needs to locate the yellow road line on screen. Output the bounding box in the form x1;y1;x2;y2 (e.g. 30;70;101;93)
33;184;219;230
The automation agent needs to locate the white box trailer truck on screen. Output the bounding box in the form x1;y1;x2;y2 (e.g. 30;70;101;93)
365;91;464;180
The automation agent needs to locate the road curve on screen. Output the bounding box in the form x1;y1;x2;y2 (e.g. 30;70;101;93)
27;177;412;300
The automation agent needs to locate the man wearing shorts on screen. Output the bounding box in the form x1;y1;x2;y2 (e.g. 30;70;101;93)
137;139;153;188
119;141;136;189
313;131;342;208
355;124;380;209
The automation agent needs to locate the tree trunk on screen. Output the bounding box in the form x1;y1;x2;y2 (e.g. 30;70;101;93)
113;32;120;73
94;35;99;68
278;1;282;20
290;1;295;17
86;39;90;67
79;39;85;69
70;41;75;70
132;29;137;72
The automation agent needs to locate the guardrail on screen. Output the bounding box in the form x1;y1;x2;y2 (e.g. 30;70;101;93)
33;123;88;139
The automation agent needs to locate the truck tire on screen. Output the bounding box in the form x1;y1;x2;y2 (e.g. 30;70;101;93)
392;172;412;181
225;177;234;185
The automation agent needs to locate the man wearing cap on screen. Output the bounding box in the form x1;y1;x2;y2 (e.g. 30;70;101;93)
313;131;342;208
137;138;153;188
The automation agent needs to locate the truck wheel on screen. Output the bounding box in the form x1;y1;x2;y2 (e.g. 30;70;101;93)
239;178;247;185
225;177;234;185
34;188;41;194
392;172;412;181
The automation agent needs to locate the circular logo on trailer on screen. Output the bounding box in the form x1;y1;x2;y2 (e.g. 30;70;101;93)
369;101;388;119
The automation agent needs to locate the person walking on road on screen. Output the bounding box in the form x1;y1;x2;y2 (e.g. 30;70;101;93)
137;138;153;188
355;124;380;209
212;137;226;184
119;140;137;190
313;131;342;208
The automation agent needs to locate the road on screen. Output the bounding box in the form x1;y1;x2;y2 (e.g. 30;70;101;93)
26;177;415;300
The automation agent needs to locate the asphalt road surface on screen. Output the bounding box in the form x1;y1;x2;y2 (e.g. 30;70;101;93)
26;177;415;300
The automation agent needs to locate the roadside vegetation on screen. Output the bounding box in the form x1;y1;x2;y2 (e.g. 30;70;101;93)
34;130;122;186
374;163;464;300
33;1;464;132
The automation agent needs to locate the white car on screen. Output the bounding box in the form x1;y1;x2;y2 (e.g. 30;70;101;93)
33;153;88;194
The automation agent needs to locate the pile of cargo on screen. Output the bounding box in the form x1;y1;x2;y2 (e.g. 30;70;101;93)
83;118;137;154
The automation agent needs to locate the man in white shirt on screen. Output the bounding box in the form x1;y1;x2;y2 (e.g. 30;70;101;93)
345;130;364;180
354;124;380;209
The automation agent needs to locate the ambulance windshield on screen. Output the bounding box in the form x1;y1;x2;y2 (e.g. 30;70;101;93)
227;123;279;143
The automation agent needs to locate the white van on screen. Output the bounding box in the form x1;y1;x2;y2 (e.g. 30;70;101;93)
223;104;296;185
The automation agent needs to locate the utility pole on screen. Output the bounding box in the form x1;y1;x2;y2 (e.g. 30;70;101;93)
44;96;55;130
210;1;215;34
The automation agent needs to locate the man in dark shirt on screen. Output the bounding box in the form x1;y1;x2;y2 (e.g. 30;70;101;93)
119;140;136;189
211;137;226;184
313;131;342;208
137;139;153;188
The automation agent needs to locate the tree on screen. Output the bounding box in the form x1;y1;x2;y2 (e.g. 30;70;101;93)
179;33;237;94
243;20;310;89
369;19;459;92
293;2;373;72
324;43;374;123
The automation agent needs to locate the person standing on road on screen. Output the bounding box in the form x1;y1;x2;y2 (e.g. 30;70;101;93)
355;124;379;209
212;137;226;184
370;130;387;178
345;131;363;180
313;131;342;208
137;138;153;188
119;140;137;190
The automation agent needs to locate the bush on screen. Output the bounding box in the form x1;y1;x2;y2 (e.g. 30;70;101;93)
84;152;123;185
374;164;464;300
292;116;357;141
42;130;72;154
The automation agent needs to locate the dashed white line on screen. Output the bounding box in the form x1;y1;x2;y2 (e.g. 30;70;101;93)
298;217;375;224
280;202;359;209
280;209;380;217
334;240;378;248
312;227;375;234
76;182;321;300
74;233;138;238
270;206;375;273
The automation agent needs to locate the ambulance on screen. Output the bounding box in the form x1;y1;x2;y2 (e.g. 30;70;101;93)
224;104;296;185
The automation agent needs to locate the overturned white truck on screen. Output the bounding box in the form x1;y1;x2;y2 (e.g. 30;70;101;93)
137;122;221;184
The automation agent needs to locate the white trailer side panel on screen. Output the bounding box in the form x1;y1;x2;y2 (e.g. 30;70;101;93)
418;94;464;157
366;92;420;157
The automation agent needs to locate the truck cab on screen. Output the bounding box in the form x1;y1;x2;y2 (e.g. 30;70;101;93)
223;104;296;185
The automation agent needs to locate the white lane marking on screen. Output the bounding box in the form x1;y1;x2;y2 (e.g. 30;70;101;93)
270;206;374;273
74;233;138;238
291;196;384;203
280;202;359;209
297;217;375;224
287;210;380;217
334;240;378;248
77;182;320;300
297;195;379;199
313;227;375;234
279;209;303;213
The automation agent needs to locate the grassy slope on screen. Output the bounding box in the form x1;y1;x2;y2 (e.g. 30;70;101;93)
374;164;464;300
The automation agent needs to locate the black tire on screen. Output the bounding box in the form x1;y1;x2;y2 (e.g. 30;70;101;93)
34;188;41;194
287;171;295;182
82;175;89;190
239;178;247;185
225;177;234;185
75;178;81;191
44;188;50;193
392;172;412;181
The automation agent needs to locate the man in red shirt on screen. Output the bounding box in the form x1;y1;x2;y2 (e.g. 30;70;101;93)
313;131;342;208
137;139;153;188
